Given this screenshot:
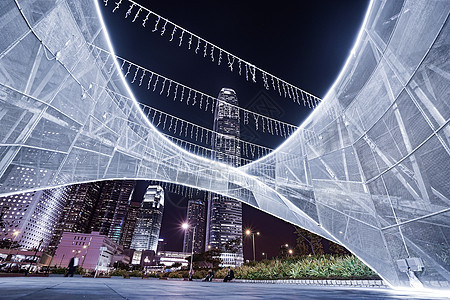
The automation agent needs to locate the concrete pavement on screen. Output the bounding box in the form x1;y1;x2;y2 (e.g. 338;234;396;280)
0;276;448;299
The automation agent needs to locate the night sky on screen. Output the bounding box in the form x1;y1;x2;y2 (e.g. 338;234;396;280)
100;1;369;260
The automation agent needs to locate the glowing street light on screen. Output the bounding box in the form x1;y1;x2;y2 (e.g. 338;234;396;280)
288;249;293;256
245;229;260;261
182;222;196;281
7;230;20;271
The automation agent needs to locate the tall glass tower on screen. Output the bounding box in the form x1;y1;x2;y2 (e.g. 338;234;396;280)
131;185;164;252
183;198;206;254
205;88;243;266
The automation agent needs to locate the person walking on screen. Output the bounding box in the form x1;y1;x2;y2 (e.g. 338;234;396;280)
65;252;79;277
223;267;235;282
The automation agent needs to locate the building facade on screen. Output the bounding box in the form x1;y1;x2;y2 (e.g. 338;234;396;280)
53;231;124;272
90;180;136;244
0;167;70;251
120;201;141;249
205;88;244;266
50;180;135;251
130;185;164;252
183;199;206;254
49;182;102;251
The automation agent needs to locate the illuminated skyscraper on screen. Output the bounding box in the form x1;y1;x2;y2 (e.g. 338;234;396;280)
183;199;206;254
50;180;135;250
131;185;164;252
0;166;70;250
121;201;141;249
205;88;243;266
90;180;136;244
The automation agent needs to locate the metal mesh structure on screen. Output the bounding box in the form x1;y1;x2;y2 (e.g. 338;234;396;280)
0;0;448;289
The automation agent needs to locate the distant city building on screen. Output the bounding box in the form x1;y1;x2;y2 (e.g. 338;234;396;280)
0;167;70;251
53;231;125;272
120;201;141;249
49;182;102;251
156;238;167;254
130;185;164;252
183;199;206;254
156;250;189;268
50;180;135;251
90;180;136;244
205;88;243;267
0;248;52;273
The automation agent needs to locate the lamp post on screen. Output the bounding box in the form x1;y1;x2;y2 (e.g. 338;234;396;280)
27;238;43;275
262;252;268;260
182;222;196;281
7;230;20;271
81;244;89;268
245;229;260;261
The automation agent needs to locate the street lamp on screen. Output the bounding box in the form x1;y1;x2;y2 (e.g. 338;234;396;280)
81;244;89;268
261;252;268;260
288;249;293;256
182;222;196;281
7;230;20;272
245;229;260;261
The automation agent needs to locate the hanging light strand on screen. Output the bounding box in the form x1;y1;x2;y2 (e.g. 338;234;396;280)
93;83;291;162
89;44;298;138
105;0;321;108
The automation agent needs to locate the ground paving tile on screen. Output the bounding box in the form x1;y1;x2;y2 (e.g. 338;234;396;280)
0;277;448;299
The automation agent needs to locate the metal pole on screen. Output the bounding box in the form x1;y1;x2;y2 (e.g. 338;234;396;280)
252;234;255;261
189;226;196;280
59;254;65;267
94;248;103;278
27;239;43;274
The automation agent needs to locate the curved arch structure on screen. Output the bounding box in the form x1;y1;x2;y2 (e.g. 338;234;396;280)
0;0;448;289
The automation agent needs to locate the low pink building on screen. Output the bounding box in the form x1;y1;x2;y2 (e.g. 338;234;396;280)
53;231;125;272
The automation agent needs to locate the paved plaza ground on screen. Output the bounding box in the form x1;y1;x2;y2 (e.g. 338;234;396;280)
0;277;448;299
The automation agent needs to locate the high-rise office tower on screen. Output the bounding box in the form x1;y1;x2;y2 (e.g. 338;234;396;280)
0;177;70;250
205;88;243;266
49;182;102;251
50;180;135;250
90;180;136;244
120;201;141;249
131;185;164;252
183;199;207;254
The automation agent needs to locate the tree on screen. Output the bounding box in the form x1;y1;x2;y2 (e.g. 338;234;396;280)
329;242;349;255
113;261;129;270
0;239;20;250
294;228;324;256
186;249;222;269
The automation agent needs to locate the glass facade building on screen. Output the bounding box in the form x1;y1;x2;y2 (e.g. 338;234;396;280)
183;199;207;254
206;88;244;266
130;185;164;252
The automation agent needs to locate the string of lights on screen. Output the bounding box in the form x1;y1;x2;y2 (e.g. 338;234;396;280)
102;0;322;108
93;84;300;162
89;43;299;138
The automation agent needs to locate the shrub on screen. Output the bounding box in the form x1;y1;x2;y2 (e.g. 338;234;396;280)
129;270;143;277
192;269;208;279
50;266;67;274
110;269;127;277
233;255;378;280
